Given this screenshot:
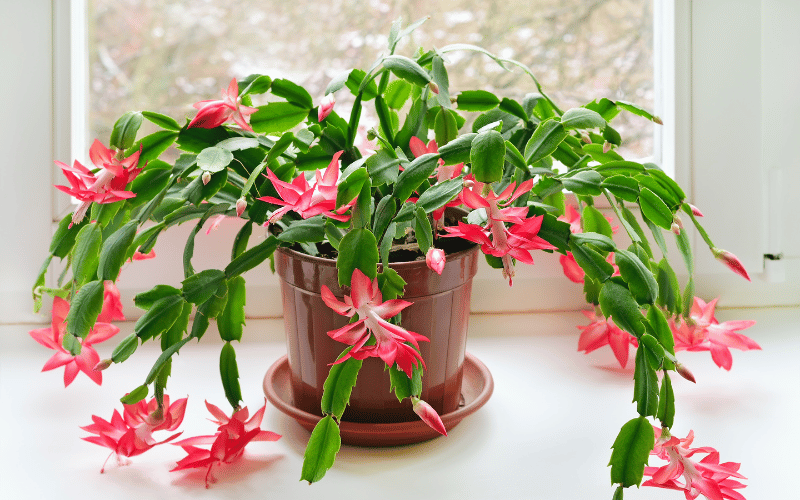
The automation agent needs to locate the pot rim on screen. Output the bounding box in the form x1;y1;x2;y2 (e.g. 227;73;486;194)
275;238;479;270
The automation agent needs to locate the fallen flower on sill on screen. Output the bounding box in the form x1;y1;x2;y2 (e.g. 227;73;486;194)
171;401;280;488
81;396;187;473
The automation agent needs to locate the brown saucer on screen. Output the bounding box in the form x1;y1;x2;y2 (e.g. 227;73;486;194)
263;352;494;447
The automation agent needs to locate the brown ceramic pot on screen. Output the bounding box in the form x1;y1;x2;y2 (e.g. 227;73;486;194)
275;238;479;424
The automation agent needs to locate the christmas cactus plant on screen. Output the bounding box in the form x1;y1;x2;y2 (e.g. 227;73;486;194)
32;18;757;498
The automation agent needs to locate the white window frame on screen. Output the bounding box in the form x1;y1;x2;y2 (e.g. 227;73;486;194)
3;0;796;325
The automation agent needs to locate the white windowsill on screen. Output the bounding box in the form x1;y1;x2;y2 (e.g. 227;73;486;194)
1;306;796;499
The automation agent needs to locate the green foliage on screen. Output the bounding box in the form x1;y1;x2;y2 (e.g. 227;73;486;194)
337;228;379;286
220;342;243;408
470;130;505;183
301;415;341;484
609;417;654;487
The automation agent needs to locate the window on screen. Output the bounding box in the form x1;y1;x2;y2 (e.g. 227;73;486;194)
7;0;789;324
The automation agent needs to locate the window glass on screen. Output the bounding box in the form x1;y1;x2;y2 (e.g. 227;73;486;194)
88;0;654;159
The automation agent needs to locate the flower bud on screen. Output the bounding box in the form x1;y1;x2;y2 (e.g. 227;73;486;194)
603;141;612;154
671;215;683;235
94;359;113;372
412;397;447;436
366;129;377;141
428;81;440;95
711;248;751;281
689;204;704;217
426;248;446;275
236;197;247;217
318;94;335;122
653;115;664;125
675;362;696;384
201;171;212;185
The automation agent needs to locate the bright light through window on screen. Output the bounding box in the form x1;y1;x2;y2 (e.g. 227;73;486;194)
88;0;654;160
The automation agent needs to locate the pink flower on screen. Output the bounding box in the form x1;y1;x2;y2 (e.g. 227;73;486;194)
671;297;759;370
257;151;354;225
172;401;281;488
559;252;585;283
643;427;747;500
321;268;430;378
188;78;258;132
426;248;446;275
689;204;704;217
561;251;618;284
577;310;639;368
409;137;464;229
711;248;751;281
444;179;555;285
318;93;335;122
205;214;227;235
81;396;187;472
98;280;125;323
55;139;142;226
559;204;583;234
412;397;447;436
131;249;156;261
29;296;120;386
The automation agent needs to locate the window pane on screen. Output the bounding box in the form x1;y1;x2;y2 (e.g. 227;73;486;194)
88;0;653;159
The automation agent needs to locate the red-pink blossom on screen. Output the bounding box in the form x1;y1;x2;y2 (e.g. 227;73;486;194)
643;427;747;500
711;248;751;281
55;140;142;226
671;297;759;370
188;78;258;132
444;178;555;285
98;280;125;323
171;401;280;488
318;94;335;122
131;249;156;261
81;396;187;472
426;247;446;275
576;310;639;368
559;252;585;283
29;296;120;386
321;268;430;378
412;397;447;436
236;197;247;217
257;150;354;226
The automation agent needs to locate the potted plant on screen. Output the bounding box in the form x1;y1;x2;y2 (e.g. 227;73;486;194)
31;18;758;498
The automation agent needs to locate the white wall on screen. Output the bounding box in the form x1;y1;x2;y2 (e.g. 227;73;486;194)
0;0;55;323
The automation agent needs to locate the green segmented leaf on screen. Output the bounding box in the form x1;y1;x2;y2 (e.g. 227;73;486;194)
220;342;243;408
385;79;413;109
320;349;363;419
224;236;279;278
414;207;433;254
72;223;102;285
657;372;675;428
300;415;341;484
182;269;226;304
218;276;246;342
133;294;185;342
270;78;313;109
639;187;673;230
383;55;431;87
145;337;192;385
393;153;439;203
111;333;139;363
599;281;646;338
120;385;149;405
250;102;308;134
337;228;379;286
615;249;658;305
633;343;659;417
560;170;603;196
609;416;654;487
97;220;138;282
65;280;105;343
438;132;475;166
470;130;505;183
569;239;614;282
524;119;567;164
142;110;180;131
456;90;500;111
601;175;640;203
560;107;606;130
110;111;143;150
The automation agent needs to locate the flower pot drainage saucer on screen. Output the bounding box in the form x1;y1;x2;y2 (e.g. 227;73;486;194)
263;352;494;447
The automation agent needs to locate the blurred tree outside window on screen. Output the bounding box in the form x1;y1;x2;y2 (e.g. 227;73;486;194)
87;0;654;160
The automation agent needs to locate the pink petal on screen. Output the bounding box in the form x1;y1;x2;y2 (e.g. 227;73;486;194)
320;286;354;316
42;351;75;371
